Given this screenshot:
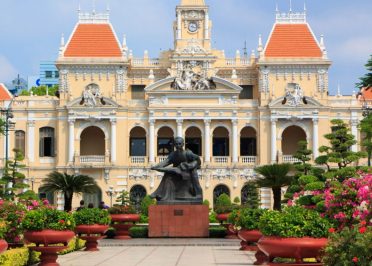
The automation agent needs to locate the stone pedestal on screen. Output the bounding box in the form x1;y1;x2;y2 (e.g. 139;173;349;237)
149;205;209;237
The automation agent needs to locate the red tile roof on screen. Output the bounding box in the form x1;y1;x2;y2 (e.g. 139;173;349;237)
264;24;322;58
361;86;372;100
0;83;12;101
64;24;122;57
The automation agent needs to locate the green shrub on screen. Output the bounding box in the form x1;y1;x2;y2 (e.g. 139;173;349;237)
316;201;325;212
287;185;301;193
311;195;323;204
22;207;75;231
214;193;234;214
284;192;293;199
140;195;156;216
203;199;210;208
209;211;218;223
258;206;332;238
233;197;240;204
73;208;111;225
105;228;116;239
298;175;318;185
228;208;267;230
0;247;29;266
209;226;226;238
323;225;372;266
304;181;325;191
139;214;149;223
297;195;313;206
129;226;148;238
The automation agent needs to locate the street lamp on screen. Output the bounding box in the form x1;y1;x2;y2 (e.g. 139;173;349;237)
30;177;35;191
1;95;17;169
105;186;117;207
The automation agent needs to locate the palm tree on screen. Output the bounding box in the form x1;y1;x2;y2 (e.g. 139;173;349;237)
40;171;99;212
254;164;294;211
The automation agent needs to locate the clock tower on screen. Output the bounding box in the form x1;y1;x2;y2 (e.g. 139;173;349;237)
173;0;212;52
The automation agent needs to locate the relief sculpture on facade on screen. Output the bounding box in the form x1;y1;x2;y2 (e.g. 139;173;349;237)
171;65;216;91
81;83;105;107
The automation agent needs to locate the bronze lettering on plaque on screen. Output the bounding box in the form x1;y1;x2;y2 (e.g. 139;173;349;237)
174;209;184;216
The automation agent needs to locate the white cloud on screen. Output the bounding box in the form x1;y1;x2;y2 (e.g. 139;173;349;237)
0;55;18;83
332;37;372;61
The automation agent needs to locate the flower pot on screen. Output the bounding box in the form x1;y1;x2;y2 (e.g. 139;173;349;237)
216;213;230;222
0;239;8;254
110;214;140;239
75;224;109;251
257;236;327;265
216;213;237;239
237;229;262;251
24;230;75;266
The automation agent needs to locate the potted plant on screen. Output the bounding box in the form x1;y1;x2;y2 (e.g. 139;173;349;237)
22;207;75;266
0;218;8;254
73;208;111;251
228;208;267;251
108;191;140;239
0;200;26;248
214;193;238;239
256;206;332;265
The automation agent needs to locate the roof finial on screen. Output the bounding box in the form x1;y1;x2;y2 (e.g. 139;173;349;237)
257;34;263;52
304;2;307;12
60;33;65;47
243;41;248;58
77;3;81;13
122;34;127;48
92;0;96;14
337;83;342;97
289;0;292;12
276;2;279;13
106;3;110;12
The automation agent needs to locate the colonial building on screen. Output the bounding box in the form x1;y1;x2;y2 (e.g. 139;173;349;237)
1;0;368;209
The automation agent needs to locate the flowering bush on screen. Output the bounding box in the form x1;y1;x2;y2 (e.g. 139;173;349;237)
0;219;7;239
258;206;332;238
73;208;111;225
0;201;27;243
228;208;267;230
22;207;75;231
323;173;372;228
323;222;372;265
108;205;136;214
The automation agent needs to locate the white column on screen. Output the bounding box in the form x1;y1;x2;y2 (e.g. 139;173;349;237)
177;10;182;40
56;192;64;211
149;119;155;163
204;11;209;39
27;120;35;162
271;118;277;163
204;119;211;163
351;120;358;152
312;118;319;158
176;119;183;138
68;119;75;163
232;119;238;163
110;119;117;163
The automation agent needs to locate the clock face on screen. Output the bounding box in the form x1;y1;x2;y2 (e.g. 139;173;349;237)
188;22;198;32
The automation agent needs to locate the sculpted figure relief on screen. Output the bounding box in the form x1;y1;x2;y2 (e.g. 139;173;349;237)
150;137;203;204
171;67;216;91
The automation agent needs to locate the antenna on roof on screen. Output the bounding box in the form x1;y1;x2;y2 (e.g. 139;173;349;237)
243;41;248;58
92;0;96;14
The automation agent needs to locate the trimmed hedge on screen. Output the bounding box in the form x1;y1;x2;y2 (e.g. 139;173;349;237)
209;226;226;238
0;247;29;266
129;226;148;238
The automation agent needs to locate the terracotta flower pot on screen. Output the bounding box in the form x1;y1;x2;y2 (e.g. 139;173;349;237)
0;239;8;254
216;213;230;222
216;213;237;239
257;236;327;265
237;229;262;251
24;230;75;266
110;214;140;239
75;224;109;251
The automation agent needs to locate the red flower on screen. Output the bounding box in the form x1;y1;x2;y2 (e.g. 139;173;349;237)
359;227;366;234
59;219;65;224
352;257;358;263
328;228;336;233
360;220;367;226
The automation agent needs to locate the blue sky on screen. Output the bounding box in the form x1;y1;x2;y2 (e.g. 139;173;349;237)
0;0;371;95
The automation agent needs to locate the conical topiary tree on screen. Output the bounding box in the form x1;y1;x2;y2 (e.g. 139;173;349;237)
39;171;98;212
253;163;293;210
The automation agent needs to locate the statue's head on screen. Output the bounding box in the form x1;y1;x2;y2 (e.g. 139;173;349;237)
174;137;184;150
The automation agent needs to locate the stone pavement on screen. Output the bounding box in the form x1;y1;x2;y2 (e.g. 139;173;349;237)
57;238;257;266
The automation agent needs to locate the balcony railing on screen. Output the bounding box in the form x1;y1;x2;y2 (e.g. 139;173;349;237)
157;156;168;163
130;156;147;165
239;156;257;164
212;156;230;164
80;155;105;163
282;155;301;163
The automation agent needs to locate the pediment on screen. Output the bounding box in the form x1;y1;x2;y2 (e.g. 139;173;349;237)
145;76;242;94
269;96;324;108
66;96;120;108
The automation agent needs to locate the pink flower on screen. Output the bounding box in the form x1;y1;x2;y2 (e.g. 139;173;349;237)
31;200;39;207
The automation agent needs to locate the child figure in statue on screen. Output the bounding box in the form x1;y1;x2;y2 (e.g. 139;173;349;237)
150;137;203;204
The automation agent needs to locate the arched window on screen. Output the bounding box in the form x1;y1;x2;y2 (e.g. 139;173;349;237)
130;185;147;211
213;184;230;205
157;127;174;156
15;130;25;155
130;127;147;156
39;127;55;157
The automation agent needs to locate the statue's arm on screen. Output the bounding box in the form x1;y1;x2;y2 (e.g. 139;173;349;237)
151;155;172;170
183;150;201;170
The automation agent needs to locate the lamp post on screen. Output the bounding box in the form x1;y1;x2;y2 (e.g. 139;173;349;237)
106;186;117;207
1;96;17;170
30;177;35;191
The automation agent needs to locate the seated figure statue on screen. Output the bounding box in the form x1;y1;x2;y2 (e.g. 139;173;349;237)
150;137;203;204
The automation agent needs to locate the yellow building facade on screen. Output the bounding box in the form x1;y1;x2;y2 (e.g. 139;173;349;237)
1;0;367;209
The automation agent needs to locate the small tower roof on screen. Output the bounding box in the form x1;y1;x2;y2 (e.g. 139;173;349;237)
0;83;13;101
180;0;205;6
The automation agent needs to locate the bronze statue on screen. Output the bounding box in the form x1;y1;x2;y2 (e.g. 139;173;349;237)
150;137;203;204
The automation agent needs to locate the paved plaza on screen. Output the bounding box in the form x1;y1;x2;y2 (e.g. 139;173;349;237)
57;238;256;266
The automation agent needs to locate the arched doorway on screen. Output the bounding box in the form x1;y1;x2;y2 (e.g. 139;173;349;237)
80;126;105;155
130;185;147;212
240;127;257;156
213;184;230;205
213;127;229;156
157;126;174;156
185;126;202;156
83;187;102;209
241;183;260;208
130;127;147;156
281;126;307;155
